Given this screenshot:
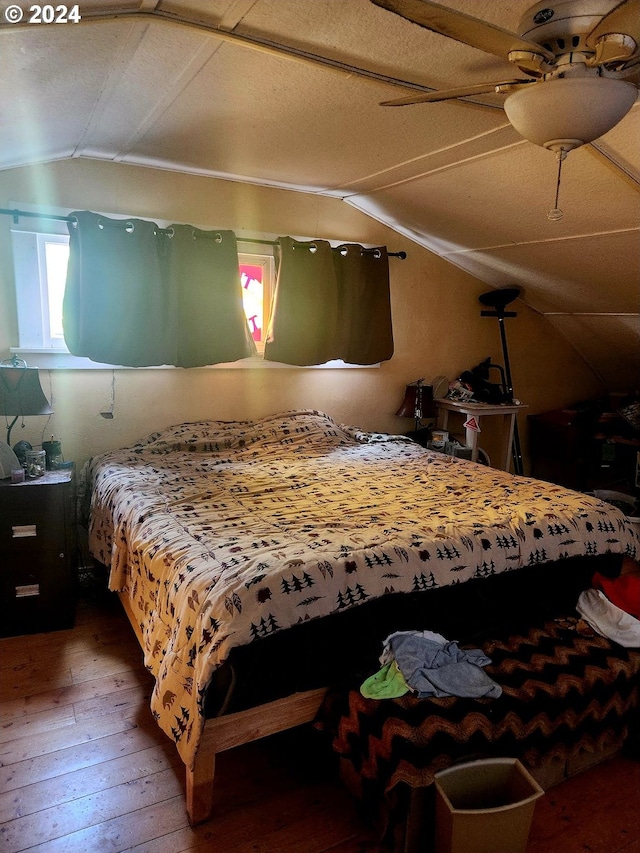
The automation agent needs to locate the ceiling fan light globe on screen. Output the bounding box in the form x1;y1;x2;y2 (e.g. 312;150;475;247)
503;76;637;150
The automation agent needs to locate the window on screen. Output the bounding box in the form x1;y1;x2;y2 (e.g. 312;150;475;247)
11;224;275;364
42;239;68;345
11;218;70;352
9;209;378;370
239;254;275;351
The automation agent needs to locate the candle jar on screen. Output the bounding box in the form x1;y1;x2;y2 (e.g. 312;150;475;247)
42;440;63;470
25;449;46;479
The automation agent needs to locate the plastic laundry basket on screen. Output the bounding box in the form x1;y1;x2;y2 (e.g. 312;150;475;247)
434;758;544;853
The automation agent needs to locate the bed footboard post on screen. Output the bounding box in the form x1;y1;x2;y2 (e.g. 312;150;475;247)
185;740;216;825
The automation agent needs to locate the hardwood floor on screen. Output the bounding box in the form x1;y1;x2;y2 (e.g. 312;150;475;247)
1;585;638;853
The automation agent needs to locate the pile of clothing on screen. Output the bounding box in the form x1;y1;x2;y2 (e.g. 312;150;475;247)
577;566;640;647
360;563;640;703
360;629;502;700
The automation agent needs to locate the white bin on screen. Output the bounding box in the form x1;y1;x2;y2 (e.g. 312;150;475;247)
434;758;544;853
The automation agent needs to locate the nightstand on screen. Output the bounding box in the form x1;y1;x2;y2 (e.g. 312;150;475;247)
0;469;77;636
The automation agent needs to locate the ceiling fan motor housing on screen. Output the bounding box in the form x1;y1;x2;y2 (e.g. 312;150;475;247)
517;0;632;56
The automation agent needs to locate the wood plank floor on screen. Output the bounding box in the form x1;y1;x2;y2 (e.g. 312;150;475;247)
1;585;638;853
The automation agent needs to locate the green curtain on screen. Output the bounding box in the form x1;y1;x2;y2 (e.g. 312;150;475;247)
334;243;394;365
264;237;394;366
63;211;255;367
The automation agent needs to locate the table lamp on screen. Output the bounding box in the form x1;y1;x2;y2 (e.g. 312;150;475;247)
396;379;435;433
0;358;53;448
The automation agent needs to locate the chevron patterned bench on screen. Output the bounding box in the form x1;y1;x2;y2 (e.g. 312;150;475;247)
317;615;640;852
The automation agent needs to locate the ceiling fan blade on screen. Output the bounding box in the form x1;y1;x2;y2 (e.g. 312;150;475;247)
585;0;640;49
370;0;554;62
381;80;533;106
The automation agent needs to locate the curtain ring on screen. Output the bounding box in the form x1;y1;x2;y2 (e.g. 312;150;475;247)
191;229;223;242
97;218;135;233
69;215;78;229
291;240;317;253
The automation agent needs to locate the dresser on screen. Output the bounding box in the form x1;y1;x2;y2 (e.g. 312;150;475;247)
0;469;76;636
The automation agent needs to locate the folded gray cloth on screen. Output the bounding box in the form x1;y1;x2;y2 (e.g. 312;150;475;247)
388;633;502;699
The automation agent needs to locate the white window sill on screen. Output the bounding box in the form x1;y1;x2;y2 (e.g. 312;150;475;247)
10;348;379;370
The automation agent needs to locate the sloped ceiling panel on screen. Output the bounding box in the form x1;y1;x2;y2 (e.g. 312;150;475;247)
0;22;129;168
76;21;223;160
123;47;510;189
464;231;640;314
545;315;640;388
348;132;640;250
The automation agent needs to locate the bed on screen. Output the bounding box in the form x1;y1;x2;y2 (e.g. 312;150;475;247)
84;409;639;824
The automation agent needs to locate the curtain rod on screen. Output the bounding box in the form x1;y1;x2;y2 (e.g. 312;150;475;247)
0;207;407;258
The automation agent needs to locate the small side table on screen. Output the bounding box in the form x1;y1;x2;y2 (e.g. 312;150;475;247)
435;399;527;471
0;468;77;636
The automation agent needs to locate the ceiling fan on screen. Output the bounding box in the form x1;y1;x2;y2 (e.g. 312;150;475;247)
371;0;639;156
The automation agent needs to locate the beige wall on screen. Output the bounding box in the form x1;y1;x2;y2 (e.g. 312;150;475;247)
0;159;604;471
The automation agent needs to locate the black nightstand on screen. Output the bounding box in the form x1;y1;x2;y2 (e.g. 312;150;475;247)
0;469;77;637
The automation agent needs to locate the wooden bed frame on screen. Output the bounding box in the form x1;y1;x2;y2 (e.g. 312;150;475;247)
118;590;327;825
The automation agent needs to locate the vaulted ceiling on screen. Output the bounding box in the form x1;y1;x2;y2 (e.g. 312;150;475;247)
1;0;638;387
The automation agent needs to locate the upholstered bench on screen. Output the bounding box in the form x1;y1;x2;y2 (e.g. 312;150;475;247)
316;615;640;852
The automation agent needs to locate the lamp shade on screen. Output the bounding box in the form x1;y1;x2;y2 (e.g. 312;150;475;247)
396;382;435;420
504;77;637;152
0;366;53;416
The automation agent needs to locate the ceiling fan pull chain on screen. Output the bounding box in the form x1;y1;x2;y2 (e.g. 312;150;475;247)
547;148;567;221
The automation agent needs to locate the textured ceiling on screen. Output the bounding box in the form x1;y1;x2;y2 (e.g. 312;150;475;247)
0;0;638;388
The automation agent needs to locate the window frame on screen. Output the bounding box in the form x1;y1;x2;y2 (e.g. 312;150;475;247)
8;206;377;370
9;220;278;369
238;249;275;356
11;216;70;354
